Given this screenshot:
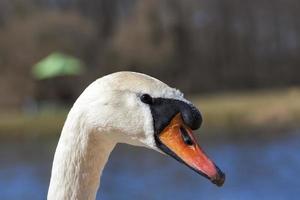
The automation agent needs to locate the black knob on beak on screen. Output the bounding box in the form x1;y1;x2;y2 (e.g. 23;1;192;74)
181;104;202;130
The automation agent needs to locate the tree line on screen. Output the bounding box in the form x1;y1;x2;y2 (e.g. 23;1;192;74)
0;0;299;109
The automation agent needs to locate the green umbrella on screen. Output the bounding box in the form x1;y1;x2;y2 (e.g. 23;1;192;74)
32;52;84;80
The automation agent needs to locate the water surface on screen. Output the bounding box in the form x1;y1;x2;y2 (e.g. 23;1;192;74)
0;132;299;200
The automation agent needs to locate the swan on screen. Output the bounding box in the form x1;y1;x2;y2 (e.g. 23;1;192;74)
47;71;225;200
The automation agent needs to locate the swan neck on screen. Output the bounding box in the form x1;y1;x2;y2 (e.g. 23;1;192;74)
47;110;116;200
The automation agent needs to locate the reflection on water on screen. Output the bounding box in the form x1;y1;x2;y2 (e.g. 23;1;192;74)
0;132;300;200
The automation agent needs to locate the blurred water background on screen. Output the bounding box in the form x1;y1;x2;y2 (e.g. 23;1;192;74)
1;131;300;200
1;0;300;199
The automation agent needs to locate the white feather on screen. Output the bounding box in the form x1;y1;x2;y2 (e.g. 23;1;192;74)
47;71;189;200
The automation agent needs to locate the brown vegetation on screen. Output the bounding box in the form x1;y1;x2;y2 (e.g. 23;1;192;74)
0;0;300;110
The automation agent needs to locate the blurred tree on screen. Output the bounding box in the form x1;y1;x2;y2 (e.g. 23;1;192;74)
0;10;96;110
1;0;300;109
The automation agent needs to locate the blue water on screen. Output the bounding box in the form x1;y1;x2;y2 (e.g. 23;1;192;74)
0;132;300;200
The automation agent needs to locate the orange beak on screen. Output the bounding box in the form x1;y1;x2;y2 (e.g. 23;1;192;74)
156;113;225;186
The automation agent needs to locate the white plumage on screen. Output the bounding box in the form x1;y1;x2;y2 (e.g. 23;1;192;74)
47;72;189;200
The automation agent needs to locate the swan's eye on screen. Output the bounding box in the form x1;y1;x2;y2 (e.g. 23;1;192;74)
140;93;153;104
180;126;194;146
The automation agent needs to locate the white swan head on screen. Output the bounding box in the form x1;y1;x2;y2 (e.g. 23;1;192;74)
72;71;225;186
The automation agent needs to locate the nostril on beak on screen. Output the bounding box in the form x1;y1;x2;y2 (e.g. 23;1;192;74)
180;126;193;146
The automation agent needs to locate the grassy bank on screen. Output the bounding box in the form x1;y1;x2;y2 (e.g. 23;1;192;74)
0;109;67;138
1;88;300;138
193;87;300;136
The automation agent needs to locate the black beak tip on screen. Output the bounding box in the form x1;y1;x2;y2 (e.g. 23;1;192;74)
211;167;225;187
